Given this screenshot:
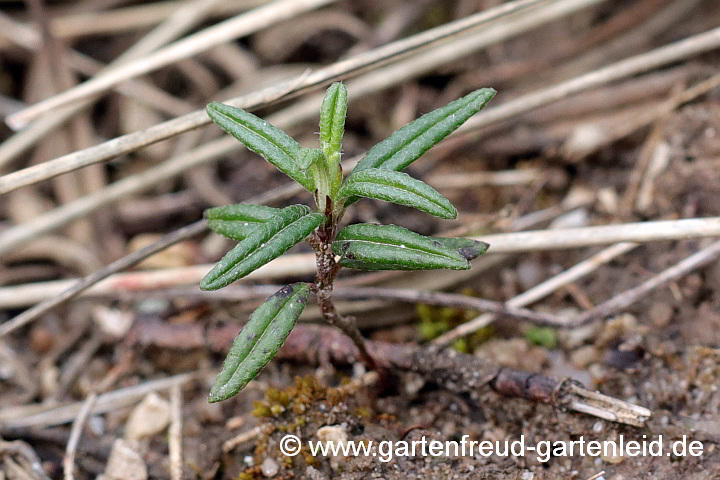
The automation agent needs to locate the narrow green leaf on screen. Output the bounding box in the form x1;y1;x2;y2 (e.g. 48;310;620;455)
319;82;348;162
339;168;457;219
206;102;314;191
206;204;281;241
432;237;489;261
296;148;325;171
332;223;470;271
351;88;496;174
209;283;309;402
201;205;323;290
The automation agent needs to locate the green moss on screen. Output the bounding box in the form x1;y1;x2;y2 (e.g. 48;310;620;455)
526;326;557;349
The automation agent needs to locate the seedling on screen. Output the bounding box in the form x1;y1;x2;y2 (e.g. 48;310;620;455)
202;83;496;402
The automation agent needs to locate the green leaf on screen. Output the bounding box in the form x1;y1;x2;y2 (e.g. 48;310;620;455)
338;168;457;219
206;204;281;241
206;102;314;191
431;237;489;261
296;148;325;171
351;88;495;175
201;205;323;290
332;223;470;271
209;283;309;402
319;82;348;163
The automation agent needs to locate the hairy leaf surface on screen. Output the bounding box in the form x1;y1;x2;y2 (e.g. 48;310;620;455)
319;82;348;162
432;237;489;261
332;223;469;271
206;204;280;241
351;88;495;174
207;102;314;191
201;205;323;290
209;283;309;402
339;168;456;219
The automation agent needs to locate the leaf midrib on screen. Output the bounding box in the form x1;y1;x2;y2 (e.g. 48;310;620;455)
350;181;447;210
340;237;462;260
221;292;295;395
214;210;312;279
216;108;298;163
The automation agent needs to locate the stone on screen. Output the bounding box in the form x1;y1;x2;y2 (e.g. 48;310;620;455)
315;424;349;468
649;302;673;327
261;458;279;477
102;439;147;480
570;345;600;369
124;393;171;441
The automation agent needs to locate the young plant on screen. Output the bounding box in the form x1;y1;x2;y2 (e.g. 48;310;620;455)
202;83;496;402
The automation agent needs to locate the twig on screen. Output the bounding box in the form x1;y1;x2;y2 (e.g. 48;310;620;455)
0;220;207;337
334;287;565;325
0;0;558;193
433;242;639;347
619;112;673;218
119;322;649;426
0;439;51;480
63;392;97;480
276;325;651;426
6;0;538;130
6;0;340;129
1;0;593;254
222;426;265;453
427;168;541;189
456;25;720;136
0;0;220;168
2;217;720;311
472;217;720;252
564;71;720;163
0;373;196;429
0;0;268;50
169;385;183;480
54;332;105;400
586;472;606;480
573;239;720;326
101;285;572;326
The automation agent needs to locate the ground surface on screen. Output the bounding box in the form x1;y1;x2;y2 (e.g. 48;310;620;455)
1;0;720;479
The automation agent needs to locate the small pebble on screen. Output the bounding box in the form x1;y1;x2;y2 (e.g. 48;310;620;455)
517;260;543;290
93;306;134;338
88;415;106;436
649;302;673;327
261;458;279;477
124;393;171;441
316;424;349;468
29;327;54;353
602;452;625;464
103;439;147;480
570;345;600;369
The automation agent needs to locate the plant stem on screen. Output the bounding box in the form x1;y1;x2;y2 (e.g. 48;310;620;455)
310;199;375;368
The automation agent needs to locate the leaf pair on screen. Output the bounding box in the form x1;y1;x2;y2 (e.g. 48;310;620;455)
200;205;322;290
332;223;487;271
209;283;309;402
